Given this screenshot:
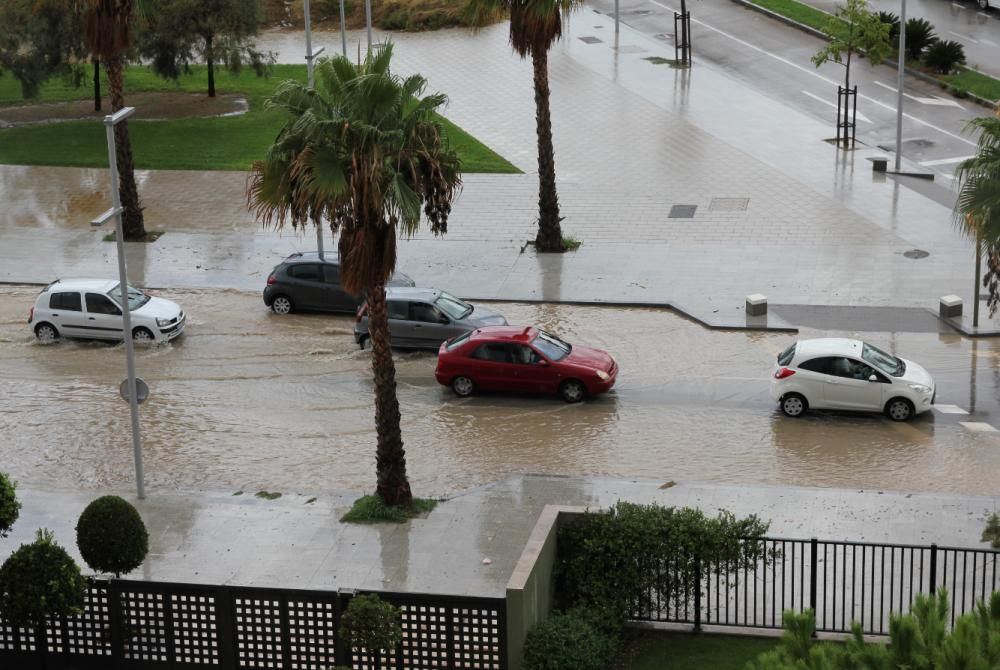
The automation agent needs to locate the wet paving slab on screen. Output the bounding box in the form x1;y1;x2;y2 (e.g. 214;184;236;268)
2;286;999;498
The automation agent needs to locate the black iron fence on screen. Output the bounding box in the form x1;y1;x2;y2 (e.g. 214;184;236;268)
633;538;1000;635
0;579;506;670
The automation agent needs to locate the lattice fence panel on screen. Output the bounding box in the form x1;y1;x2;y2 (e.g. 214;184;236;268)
400;603;450;669
122;589;169;662
173;592;219;665
66;581;112;657
288;599;337;670
235;596;284;669
451;606;503;670
0;620;32;652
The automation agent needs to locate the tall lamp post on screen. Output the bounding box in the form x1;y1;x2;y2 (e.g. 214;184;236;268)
90;106;145;500
303;0;327;260
893;0;907;172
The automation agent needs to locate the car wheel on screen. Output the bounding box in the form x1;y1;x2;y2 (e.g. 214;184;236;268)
34;322;59;342
451;376;475;397
780;393;808;417
978;0;988;9
133;327;155;344
885;397;914;422
560;379;586;403
271;295;294;315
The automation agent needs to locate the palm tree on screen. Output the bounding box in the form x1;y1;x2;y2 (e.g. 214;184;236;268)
467;0;576;252
247;45;462;508
955;115;1000;326
76;0;146;239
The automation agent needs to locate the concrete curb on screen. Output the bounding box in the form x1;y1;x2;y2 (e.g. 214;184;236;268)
730;0;999;111
927;307;1000;337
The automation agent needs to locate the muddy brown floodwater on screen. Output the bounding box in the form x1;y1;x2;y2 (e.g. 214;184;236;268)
1;286;999;497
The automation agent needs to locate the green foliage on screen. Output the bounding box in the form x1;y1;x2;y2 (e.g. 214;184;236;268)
812;0;892;87
982;512;1000;549
340;495;437;523
749;0;835;32
0;0;86;99
0;472;20;538
905;17;938;60
340;594;402;653
522;609;617;670
924;40;965;74
954;118;1000;317
0;529;87;628
623;632;779;670
876;10;899;40
556;502;771;623
75;495;149;577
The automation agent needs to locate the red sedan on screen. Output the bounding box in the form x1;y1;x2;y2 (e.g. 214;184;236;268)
435;326;617;403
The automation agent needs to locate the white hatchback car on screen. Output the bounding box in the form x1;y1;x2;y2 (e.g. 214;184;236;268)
771;338;935;421
29;279;185;344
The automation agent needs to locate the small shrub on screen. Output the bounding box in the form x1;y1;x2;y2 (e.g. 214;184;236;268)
951;86;970;99
522;609;616;670
0;529;87;628
983;512;1000;548
0;472;20;538
924;39;966;74
76;495;149;577
905;17;937;60
340;594;402;654
340;495;437;524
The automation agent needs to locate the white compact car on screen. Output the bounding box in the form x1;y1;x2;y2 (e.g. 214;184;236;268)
29;279;185;344
771;338;935;422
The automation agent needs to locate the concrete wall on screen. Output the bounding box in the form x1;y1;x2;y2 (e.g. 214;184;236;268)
505;505;588;670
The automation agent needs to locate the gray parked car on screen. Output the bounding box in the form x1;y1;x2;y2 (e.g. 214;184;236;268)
354;287;507;350
263;251;415;314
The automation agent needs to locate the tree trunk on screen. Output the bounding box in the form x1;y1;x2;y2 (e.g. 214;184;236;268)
367;284;413;508
94;59;101;112
530;48;565;253
103;56;146;240
206;34;216;98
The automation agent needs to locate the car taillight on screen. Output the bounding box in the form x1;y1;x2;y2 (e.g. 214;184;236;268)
266;273;277;285
774;367;796;380
355;304;367;322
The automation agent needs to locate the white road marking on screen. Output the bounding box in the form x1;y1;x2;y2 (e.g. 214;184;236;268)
933;403;969;414
977;12;992;19
960;421;1000;432
948;30;977;43
980;39;999;47
951;2;965;8
873;81;966;108
801;90;873;122
919;155;975;166
646;0;979;147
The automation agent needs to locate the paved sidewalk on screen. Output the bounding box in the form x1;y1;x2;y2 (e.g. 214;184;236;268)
2;475;997;597
2;16;999;329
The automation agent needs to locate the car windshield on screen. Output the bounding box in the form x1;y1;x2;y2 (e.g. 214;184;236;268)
862;342;904;376
531;330;571;362
435;293;473;320
446;331;472;352
109;284;151;310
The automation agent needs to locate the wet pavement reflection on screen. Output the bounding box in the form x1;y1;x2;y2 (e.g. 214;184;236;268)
1;286;999;497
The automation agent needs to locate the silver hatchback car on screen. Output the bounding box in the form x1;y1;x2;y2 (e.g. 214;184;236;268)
354;288;507;350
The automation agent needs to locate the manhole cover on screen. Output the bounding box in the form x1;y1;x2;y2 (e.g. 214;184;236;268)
709;197;749;212
668;204;698;218
903;249;930;259
579;36;603;44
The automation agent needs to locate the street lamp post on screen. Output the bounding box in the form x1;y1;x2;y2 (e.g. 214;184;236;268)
894;0;907;172
303;0;327;260
365;0;373;51
339;0;348;56
90;106;145;500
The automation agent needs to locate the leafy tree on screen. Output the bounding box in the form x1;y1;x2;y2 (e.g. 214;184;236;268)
246;45;462;508
955;116;1000;322
0;0;85;99
139;0;273;98
466;0;578;252
812;0;891;147
0;472;20;538
74;0;146;240
75;495;149;577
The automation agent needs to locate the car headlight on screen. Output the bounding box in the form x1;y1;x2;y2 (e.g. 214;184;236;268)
595;370;610;381
156;317;172;327
908;383;932;394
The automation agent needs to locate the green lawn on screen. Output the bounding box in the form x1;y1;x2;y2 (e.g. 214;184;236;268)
623;632;779;670
745;0;834;33
0;65;520;174
945;68;1000;102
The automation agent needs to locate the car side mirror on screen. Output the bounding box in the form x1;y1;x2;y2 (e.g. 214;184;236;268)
868;374;878;382
538;359;549;366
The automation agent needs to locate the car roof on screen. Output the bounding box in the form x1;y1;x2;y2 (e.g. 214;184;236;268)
794;338;864;358
282;251;338;265
469;326;539;342
44;278;119;292
385;287;442;302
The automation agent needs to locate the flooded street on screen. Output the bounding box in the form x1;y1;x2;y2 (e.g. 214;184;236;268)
1;285;999;497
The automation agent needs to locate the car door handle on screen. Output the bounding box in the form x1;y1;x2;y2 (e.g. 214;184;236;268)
414;324;422;328
825;380;839;384
88;317;96;320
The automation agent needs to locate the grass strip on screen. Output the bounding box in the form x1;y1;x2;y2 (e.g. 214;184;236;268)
340;494;438;523
745;0;834;32
623;632;780;670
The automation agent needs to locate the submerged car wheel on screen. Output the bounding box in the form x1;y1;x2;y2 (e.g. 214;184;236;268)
560;380;586;403
978;0;989;10
780;393;808;417
34;322;59;342
271;295;294;315
451;376;475;397
133;327;155;344
885;397;914;422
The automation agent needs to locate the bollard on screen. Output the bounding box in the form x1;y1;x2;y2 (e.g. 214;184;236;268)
939;295;963;319
746;294;767;317
867;156;888;173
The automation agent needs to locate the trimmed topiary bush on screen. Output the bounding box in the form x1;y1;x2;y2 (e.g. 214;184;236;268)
924;39;966;74
0;529;87;628
340;594;402;654
0;472;20;538
522;609;617;670
905;17;938;60
76;495;149;577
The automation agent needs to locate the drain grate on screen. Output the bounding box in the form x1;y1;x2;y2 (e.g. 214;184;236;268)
709;197;749;212
578;36;603;44
903;249;930;259
668;204;698;218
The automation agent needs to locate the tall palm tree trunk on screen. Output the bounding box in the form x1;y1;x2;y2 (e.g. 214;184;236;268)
531;48;565;253
367;284;413;508
104;56;146;241
206;34;217;98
